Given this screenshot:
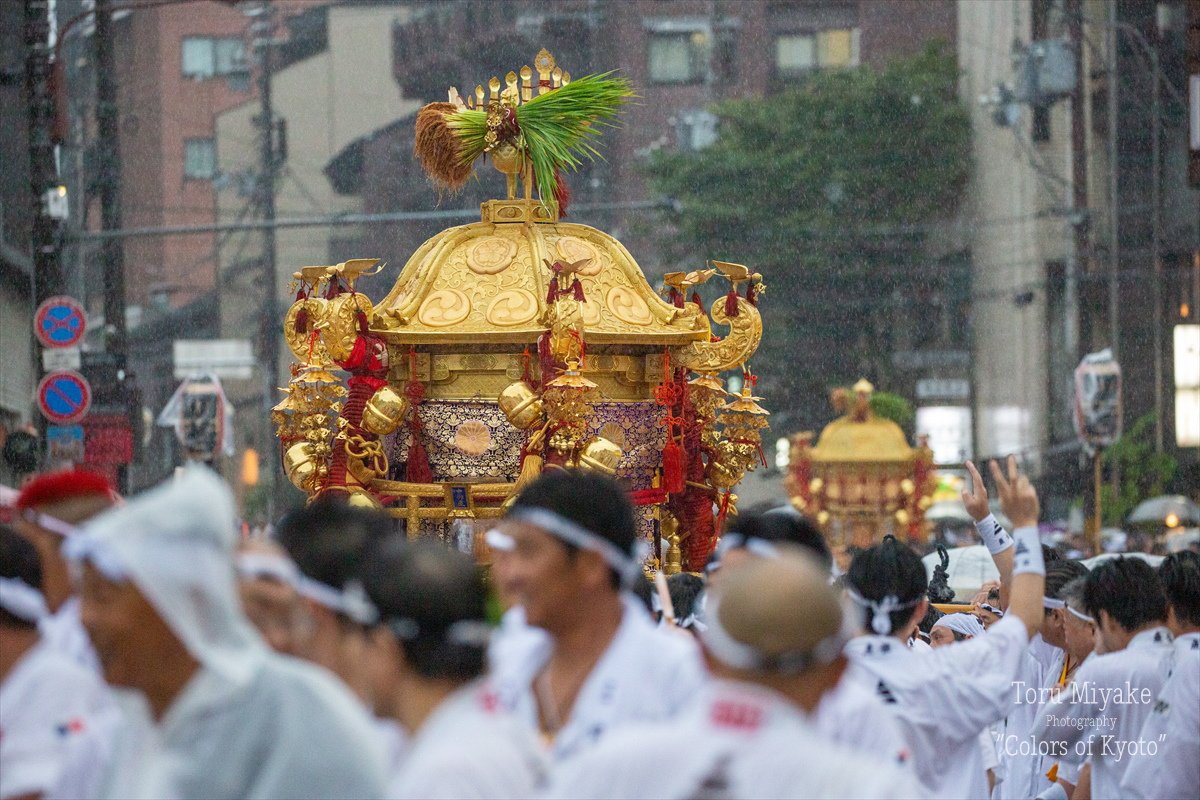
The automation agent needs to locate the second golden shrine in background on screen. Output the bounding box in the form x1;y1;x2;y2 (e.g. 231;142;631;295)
785;380;936;549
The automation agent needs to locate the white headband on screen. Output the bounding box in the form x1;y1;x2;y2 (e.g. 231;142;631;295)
700;593;846;673
843;585;923;635
297;577;378;626
505;507;647;587
0;576;49;623
933;612;986;639
714;533;780;563
979;603;1003;615
1067;604;1094;623
236;551;300;589
386;617;492;647
17;508;81;539
1043;597;1066;610
63;534;130;582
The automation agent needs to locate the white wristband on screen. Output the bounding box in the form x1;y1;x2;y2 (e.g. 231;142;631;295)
975;514;1013;555
1011;526;1045;576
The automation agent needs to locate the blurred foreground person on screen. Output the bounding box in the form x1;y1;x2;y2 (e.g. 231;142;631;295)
487;471;704;759
12;470;116;669
1033;557;1173;799
363;537;545;799
64;467;386;799
841;457;1047;799
546;550;918;798
0;526;115;800
276;499;391;704
235;537;305;656
1119;551;1200;800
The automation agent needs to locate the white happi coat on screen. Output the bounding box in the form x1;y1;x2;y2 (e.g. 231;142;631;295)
1032;626;1174;800
1119;631;1200;800
545;678;920;799
843;614;1030;799
387;682;546;799
489;594;706;761
814;659;913;769
0;639;118;799
995;645;1060;799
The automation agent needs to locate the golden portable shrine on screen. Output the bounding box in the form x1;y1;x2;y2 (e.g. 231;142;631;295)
784;380;936;549
273;51;766;572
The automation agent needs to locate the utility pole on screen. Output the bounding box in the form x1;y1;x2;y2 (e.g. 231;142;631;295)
1150;42;1162;453
25;0;62;309
250;1;281;512
1106;0;1120;364
93;0;131;493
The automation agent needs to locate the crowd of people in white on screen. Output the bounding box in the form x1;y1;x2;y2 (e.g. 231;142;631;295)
0;455;1195;799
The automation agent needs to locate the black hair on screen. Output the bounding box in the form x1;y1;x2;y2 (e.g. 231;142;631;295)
846;535;927;635
667;572;705;622
1083;557;1168;632
1060;576;1088;613
1159;551;1200;628
917;603;945;636
987;587;1001;603
276;496;394;598
1042;544;1061;563
510;470;637;589
726;509;833;572
630;575;655;614
1045;560;1088;614
0;524;43;630
361;537;487;683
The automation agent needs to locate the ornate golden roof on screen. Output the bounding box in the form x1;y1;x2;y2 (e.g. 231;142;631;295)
370;210;709;346
810;413;914;463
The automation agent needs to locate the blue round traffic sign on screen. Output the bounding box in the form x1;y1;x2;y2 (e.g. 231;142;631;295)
34;296;86;348
37;370;92;424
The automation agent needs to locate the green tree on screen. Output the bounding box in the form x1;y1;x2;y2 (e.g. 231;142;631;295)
645;43;970;425
1100;413;1178;527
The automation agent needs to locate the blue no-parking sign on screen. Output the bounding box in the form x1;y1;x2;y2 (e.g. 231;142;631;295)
37;370;92;424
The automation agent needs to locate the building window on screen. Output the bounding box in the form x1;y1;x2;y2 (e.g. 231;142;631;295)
776;28;859;76
182;37;247;80
184;138;216;180
648;32;709;85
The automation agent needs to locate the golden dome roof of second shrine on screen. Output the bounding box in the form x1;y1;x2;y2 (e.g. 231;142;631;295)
371;218;710;345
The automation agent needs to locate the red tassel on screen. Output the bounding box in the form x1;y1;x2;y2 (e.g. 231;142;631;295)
406;440;433;483
668;287;683;308
554;169;570;217
571;278;584;302
725;289;740;318
295;308;308;334
691;291;702;308
356;309;370;337
662;439;684;494
745;282;757;306
547;282;559;304
326;277;342;299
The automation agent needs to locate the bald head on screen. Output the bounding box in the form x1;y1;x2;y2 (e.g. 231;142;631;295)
714;548;843;662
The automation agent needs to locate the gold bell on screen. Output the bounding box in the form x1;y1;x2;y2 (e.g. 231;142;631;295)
362;387;411;436
284;442;316;489
577;436;623;476
498;381;543;429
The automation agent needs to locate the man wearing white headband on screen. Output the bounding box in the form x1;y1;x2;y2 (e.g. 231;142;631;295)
1;525;117;800
65;467;386;799
235;537;305;657
929;612;986;646
486;470;704;760
11;469;117;671
1036;575;1094;799
546;550;919;798
363;537;545;799
1033;557;1174;799
840;456;1047;799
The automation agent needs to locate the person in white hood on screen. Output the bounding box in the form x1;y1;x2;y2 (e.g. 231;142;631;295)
545;549;919;799
64;467;387;800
